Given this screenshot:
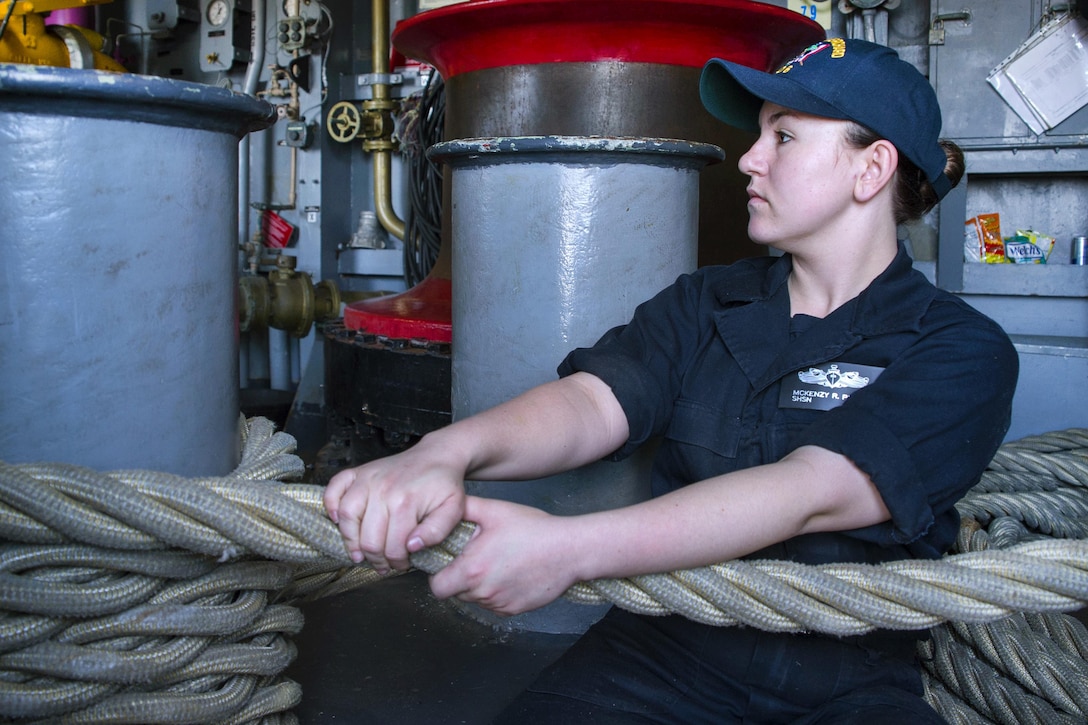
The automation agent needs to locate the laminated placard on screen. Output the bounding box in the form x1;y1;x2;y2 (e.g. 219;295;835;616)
987;13;1088;134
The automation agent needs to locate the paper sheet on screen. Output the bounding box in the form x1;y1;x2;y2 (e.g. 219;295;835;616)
987;13;1088;135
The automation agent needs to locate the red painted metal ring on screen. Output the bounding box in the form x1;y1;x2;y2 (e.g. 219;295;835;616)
392;0;825;78
343;276;453;342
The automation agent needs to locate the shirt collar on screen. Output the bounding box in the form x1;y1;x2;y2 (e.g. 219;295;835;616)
851;243;937;336
713;242;935;336
710;243;937;391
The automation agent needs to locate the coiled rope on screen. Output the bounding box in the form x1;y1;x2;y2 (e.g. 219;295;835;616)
1;420;1086;723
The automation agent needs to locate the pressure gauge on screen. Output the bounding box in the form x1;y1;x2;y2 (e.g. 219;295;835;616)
206;0;230;27
201;0;251;72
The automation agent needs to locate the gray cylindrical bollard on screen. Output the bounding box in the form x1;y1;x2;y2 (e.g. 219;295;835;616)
0;65;274;476
430;135;723;632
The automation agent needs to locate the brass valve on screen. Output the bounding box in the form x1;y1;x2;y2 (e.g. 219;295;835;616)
325;97;399;152
360;97;398;152
239;256;341;338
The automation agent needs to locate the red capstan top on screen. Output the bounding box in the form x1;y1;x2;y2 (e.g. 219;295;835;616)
392;0;825;78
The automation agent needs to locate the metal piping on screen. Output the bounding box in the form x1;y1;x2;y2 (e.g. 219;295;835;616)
373;150;404;239
370;0;405;240
239;0;267;246
239;0;268;390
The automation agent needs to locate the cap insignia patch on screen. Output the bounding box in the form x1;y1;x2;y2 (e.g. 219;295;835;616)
775;38;846;74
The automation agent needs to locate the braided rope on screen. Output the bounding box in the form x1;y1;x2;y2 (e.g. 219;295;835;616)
924;430;1088;723
410;529;1088;635
0;417;308;724
0;423;1086;722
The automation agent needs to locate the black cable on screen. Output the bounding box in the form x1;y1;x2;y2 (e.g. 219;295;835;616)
0;0;18;41
403;70;445;287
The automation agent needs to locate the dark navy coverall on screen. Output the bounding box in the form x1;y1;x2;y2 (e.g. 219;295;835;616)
496;244;1019;724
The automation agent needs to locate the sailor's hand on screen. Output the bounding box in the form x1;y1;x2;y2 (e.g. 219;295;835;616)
323;445;466;574
430;496;580;616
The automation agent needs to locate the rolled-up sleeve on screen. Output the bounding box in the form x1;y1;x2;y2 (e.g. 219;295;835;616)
558;271;712;460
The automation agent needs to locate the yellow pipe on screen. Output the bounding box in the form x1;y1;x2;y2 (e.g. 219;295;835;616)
1;0;108;14
371;0;389;103
374;149;405;240
0;4;126;71
369;0;405;240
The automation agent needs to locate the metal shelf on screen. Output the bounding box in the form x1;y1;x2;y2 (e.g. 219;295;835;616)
935;175;1088;295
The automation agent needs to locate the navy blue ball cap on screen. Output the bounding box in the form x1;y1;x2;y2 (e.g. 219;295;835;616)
700;38;952;200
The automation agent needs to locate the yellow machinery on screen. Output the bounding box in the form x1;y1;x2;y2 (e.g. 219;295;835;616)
0;0;126;70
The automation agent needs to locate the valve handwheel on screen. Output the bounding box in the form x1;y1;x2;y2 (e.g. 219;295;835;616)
326;101;362;143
